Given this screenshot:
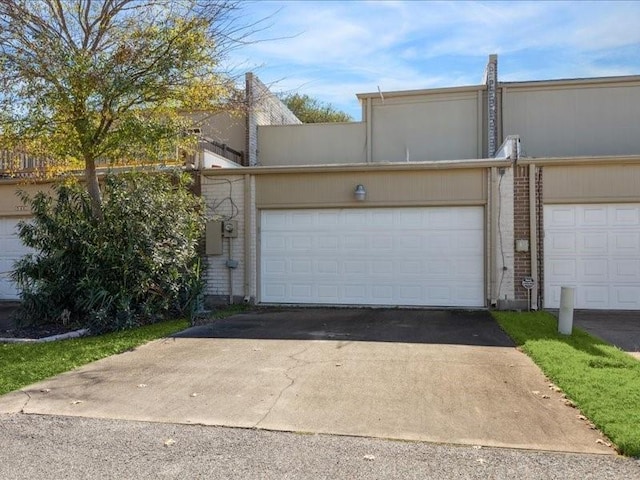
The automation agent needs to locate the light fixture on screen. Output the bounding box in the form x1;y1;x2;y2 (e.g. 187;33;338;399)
354;184;366;201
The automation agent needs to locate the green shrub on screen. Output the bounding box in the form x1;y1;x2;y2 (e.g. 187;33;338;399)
11;170;205;333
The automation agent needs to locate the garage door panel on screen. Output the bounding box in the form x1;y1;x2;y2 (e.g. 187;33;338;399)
578;286;610;309
0;218;31;300
612;259;640;281
545;204;640;309
581;207;607;226
549;207;577;226
612;232;640;253
580;258;608;278
613;206;640;225
614;286;640;308
580;233;607;253
261;207;484;307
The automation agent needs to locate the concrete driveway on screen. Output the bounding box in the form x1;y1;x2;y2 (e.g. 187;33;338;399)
0;308;613;454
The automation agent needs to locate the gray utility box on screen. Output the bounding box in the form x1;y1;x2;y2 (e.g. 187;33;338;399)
205;220;223;255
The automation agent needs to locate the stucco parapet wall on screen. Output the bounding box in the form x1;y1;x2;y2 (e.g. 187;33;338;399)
517;154;640;166
201;158;512;176
500;75;640;90
356;84;486;100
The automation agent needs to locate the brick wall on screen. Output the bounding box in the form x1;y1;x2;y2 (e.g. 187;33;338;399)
245;73;301;166
512;164;543;307
513;165;530;301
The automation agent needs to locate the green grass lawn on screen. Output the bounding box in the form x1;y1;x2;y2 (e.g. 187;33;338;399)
0;319;189;396
493;311;640;457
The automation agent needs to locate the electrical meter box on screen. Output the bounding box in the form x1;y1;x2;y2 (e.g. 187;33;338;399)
223;220;238;238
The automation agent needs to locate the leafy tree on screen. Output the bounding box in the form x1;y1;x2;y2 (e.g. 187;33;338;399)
12;171;205;333
0;0;243;219
280;93;353;123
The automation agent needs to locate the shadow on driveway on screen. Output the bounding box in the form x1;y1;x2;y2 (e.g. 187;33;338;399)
173;308;515;347
573;310;640;355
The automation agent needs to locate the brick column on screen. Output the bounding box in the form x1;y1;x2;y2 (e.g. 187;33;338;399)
513;165;531;302
513;164;544;308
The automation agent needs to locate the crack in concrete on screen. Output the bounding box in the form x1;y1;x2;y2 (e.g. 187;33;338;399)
254;345;311;428
19;390;32;414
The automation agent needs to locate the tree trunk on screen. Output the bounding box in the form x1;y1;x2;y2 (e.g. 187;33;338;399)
85;156;103;221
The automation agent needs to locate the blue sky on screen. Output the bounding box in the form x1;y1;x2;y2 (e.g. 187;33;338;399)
227;1;640;120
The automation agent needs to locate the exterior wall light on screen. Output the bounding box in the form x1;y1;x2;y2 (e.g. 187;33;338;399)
354;184;366;201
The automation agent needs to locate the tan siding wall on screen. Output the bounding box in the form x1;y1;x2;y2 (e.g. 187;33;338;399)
258;122;366;166
0;182;54;217
543;164;640;203
371;92;481;161
503;82;640;157
256;169;487;208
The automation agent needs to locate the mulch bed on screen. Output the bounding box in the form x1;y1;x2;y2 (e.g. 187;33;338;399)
0;324;79;340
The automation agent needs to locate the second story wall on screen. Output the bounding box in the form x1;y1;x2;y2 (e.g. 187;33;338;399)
502;77;640;157
367;88;485;162
186;111;246;153
258;122;366;166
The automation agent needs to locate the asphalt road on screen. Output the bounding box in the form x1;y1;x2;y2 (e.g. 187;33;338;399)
1;414;638;480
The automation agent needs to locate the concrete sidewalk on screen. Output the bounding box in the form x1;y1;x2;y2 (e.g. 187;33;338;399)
0;309;614;454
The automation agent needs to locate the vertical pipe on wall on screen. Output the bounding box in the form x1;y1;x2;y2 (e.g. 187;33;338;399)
228;236;233;304
477;90;483;158
485;169;492;305
489;166;499;304
529;163;539;310
366;97;372;163
243;174;252;302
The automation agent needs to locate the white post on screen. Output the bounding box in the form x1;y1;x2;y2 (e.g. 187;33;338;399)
558;287;575;335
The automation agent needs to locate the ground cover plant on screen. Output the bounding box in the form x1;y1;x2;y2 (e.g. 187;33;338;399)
493;311;640;457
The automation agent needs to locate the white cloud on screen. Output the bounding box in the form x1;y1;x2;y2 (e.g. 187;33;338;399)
225;1;640;117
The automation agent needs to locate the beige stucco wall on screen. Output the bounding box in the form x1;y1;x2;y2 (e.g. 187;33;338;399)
258;122;366;166
184;111;245;153
369;91;483;162
502;79;640;158
255;168;487;209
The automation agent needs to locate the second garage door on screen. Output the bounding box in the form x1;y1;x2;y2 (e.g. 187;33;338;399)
260;207;485;307
0;218;27;300
544;204;640;309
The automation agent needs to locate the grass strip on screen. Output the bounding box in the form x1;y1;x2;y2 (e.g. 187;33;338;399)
493;311;640;457
0;319;189;396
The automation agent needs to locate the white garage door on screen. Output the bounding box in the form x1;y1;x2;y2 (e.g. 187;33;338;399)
260;207;485;307
544;204;640;309
0;218;27;300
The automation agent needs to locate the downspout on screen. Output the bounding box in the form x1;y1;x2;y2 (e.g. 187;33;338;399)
529;163;539;310
489;166;499;305
486;168;493;306
243;174;252;303
228;236;233;304
366;97;372;163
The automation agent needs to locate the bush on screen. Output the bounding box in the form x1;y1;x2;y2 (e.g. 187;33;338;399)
11;170;205;333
